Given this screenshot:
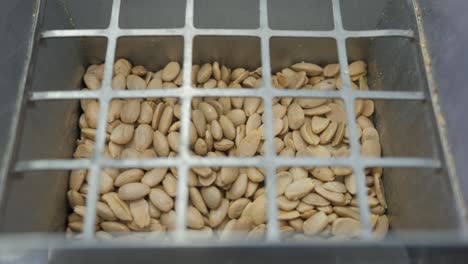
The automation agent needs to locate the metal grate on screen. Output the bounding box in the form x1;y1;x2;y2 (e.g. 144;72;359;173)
9;0;462;245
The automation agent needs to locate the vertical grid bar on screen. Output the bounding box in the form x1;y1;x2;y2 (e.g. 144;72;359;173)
259;0;280;242
331;0;373;239
82;0;121;239
3;0;458;247
174;0;195;241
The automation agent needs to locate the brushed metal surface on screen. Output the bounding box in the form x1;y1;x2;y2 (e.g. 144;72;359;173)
417;0;468;216
0;0;465;255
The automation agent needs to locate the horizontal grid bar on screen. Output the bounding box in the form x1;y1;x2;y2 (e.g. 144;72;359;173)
29;90;101;100
41;28;262;38
362;157;441;168
173;0;196;241
41;29;109;38
15;159;92;171
108;87;263;98
351;90;426;100
0;231;467;250
81;0;122;239
273;89;426;100
41;28;414;39
270;29;414;38
14;157;441;172
276;157;441;169
28;88;426;101
345;29;414;38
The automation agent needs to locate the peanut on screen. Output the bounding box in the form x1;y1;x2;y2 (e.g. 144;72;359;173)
68;59;387;240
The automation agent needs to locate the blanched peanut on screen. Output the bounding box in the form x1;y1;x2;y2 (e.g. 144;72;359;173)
162;62;181;82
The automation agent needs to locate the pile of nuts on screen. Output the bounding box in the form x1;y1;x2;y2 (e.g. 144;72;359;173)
67;58;389;240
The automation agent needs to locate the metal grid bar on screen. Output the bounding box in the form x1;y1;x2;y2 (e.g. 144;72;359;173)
331;0;372;239
29;87;427;101
9;0;449;244
14;157;440;172
81;0;121;239
2;231;468;250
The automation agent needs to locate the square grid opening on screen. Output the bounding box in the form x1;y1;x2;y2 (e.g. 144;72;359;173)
30;37;107;92
346;37;427;92
42;0;112;30
268;0;334;31
192;36;262;89
339;0;416;31
194;0;260;29
119;0;187;29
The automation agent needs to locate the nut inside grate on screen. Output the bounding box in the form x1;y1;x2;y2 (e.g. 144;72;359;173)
65;58;388;240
